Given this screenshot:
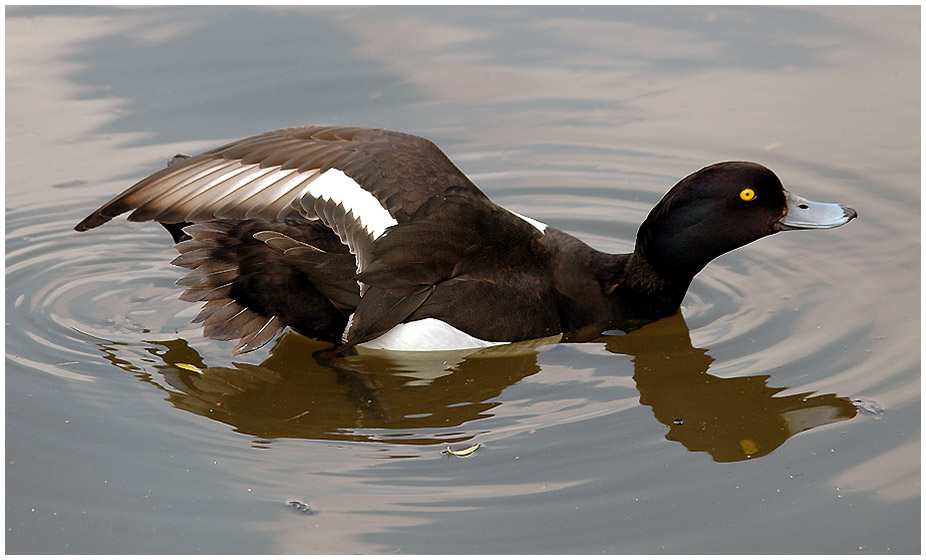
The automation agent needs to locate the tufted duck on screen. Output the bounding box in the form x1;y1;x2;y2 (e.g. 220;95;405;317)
75;126;856;353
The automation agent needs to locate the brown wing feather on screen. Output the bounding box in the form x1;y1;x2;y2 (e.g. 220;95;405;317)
75;126;489;231
171;218;352;353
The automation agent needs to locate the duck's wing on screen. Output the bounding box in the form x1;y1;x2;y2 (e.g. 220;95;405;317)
74;126;490;232
169;218;357;354
75;126;551;352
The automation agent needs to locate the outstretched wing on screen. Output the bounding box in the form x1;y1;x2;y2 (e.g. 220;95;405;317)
75;125;552;352
75;126;490;232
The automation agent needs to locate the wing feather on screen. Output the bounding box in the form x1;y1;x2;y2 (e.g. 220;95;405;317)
137;162;264;222
75;126;489;232
175;165;282;219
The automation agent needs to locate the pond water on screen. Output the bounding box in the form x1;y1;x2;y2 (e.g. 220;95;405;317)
6;5;920;554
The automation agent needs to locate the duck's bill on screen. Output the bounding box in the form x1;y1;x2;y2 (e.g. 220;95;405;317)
777;191;858;230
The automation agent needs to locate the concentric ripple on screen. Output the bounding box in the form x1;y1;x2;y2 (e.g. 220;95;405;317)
7;202;202;382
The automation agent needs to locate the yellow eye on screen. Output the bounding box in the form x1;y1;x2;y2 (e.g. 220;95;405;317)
739;188;756;202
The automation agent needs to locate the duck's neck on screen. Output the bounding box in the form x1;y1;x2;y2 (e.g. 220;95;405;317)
607;250;692;319
612;214;717;320
633;215;714;282
545;230;691;330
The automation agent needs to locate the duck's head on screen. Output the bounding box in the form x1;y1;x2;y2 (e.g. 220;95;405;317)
635;161;857;280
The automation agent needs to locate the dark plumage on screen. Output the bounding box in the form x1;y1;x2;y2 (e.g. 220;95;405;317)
75;126;857;353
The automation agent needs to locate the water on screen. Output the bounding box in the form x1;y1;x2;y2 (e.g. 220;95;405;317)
6;5;919;554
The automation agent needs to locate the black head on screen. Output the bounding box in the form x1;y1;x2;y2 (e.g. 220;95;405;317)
634;162;854;281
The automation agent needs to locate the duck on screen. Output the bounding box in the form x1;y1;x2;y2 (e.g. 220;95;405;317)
74;126;857;354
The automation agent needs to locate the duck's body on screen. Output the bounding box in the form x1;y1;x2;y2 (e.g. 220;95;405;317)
75;126;856;353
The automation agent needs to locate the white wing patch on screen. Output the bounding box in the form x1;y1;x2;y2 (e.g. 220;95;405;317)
307;168;397;240
509;210;547;234
301;168;400;300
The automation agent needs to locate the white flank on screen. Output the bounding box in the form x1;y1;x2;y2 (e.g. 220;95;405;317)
357;318;507;351
509;210;547;233
307;168;397;239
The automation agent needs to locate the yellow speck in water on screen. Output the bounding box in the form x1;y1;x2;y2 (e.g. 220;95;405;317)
175;363;202;373
740;439;759;455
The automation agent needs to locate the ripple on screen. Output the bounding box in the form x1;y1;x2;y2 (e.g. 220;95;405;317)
6;204;199;381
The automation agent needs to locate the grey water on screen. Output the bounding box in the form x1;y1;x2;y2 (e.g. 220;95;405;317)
6;5;919;553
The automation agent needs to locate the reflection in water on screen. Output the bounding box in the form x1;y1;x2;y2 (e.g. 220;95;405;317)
97;314;856;461
100;335;547;445
601;315;858;462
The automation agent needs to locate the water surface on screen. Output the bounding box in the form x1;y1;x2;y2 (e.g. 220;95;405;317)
6;5;919;554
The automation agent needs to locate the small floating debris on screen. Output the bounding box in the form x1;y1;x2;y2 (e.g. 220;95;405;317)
285;500;318;515
174;362;202;373
283;410;310;422
441;443;482;458
852;398;884;419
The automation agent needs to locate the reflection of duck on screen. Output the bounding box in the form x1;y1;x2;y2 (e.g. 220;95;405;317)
98;313;856;460
75;127;856;354
602;314;858;462
103;334;550;445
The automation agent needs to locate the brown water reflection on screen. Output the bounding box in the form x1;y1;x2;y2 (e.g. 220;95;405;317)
97;314;856;461
604;315;858;462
